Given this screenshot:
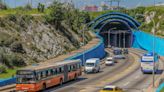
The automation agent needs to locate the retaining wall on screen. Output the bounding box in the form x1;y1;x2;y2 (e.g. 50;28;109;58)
65;33;106;65
132;31;164;56
0;78;16;87
156;83;164;92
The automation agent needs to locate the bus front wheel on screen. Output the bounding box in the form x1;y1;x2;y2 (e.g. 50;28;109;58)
60;79;63;85
42;83;46;91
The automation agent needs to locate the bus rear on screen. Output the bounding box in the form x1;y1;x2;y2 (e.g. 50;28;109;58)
140;53;159;73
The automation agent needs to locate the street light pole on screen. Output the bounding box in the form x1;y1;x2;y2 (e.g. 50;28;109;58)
152;0;156;88
151;17;156;88
83;25;85;66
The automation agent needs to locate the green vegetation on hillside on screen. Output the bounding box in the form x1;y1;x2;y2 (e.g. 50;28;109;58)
89;6;164;37
0;68;18;78
0;1;92;78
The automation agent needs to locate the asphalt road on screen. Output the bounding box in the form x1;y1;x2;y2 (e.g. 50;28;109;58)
114;48;164;92
43;49;136;92
43;48;164;92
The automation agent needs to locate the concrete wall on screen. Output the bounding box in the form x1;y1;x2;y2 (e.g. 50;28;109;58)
156;82;164;92
65;33;106;65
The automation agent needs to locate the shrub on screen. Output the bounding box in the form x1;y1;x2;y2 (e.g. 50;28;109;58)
11;55;26;67
24;4;32;10
1;53;26;68
0;65;7;73
7;14;17;22
10;42;25;53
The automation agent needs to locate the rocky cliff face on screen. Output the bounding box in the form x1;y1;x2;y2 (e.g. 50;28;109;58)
0;15;92;67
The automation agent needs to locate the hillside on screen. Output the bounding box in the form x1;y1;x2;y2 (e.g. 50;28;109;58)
0;2;92;77
89;6;164;37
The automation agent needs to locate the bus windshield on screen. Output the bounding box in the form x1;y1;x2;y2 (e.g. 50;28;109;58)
16;70;36;84
141;56;158;62
17;76;35;84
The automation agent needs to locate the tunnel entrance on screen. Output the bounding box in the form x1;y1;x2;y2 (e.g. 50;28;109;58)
99;22;132;48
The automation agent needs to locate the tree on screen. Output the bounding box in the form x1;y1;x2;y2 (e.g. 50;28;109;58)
45;1;64;29
0;0;7;10
37;3;45;12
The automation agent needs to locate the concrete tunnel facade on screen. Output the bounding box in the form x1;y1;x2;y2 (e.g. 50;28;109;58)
89;12;140;48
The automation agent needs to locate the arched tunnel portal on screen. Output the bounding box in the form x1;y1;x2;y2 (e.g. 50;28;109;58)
90;12;140;48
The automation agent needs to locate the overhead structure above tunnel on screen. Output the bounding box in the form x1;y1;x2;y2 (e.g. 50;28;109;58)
90;12;140;48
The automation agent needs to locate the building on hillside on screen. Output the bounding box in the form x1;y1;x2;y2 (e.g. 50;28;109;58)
81;5;98;12
98;2;109;11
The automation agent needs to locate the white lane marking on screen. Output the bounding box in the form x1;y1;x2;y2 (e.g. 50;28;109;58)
123;82;130;86
135;75;140;79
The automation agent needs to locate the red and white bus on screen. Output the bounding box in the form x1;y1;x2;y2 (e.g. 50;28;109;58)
16;59;82;92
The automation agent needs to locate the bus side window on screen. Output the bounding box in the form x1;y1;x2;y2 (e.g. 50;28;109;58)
73;64;77;71
53;68;57;75
50;69;53;75
59;67;62;74
48;70;51;76
46;70;49;76
68;65;71;72
71;65;74;71
37;72;41;80
42;71;46;78
56;68;59;74
61;67;64;73
40;72;43;78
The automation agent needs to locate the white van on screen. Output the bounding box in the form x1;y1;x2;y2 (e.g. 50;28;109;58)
84;58;100;73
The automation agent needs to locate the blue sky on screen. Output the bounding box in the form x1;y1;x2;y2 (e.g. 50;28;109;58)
4;0;164;8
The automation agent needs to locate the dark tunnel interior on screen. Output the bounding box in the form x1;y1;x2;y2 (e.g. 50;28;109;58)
99;22;132;48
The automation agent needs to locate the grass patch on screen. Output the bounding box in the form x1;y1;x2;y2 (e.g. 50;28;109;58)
161;88;164;92
0;8;50;17
0;68;19;79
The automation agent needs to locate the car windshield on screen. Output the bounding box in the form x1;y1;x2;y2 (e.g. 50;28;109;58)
103;87;113;90
114;50;122;55
107;59;112;61
86;63;95;67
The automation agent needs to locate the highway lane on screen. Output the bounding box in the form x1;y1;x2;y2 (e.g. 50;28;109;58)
44;49;135;92
45;48;163;92
112;48;164;92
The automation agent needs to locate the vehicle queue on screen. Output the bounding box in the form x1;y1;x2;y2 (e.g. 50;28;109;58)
16;48;151;92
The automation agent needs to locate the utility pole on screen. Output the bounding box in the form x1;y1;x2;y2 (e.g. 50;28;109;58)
109;0;121;10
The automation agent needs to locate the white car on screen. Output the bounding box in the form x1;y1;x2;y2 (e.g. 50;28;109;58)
105;57;114;66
